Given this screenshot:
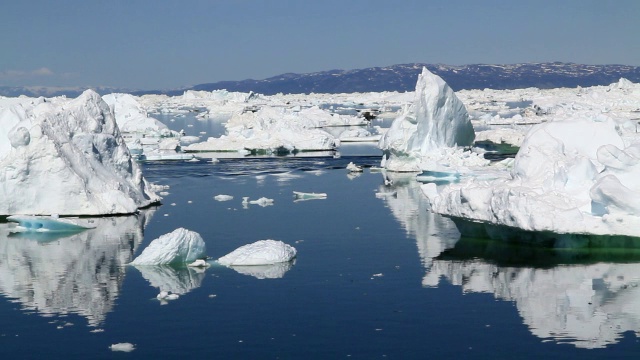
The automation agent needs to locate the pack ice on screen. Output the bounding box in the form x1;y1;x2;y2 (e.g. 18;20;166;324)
129;228;207;266
184;106;338;154
0;90;159;215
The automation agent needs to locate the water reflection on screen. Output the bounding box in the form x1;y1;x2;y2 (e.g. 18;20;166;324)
132;265;205;295
226;260;295;279
378;175;640;348
0;210;154;327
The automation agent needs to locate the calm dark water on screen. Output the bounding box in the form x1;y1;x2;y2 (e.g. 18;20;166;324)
1;155;640;359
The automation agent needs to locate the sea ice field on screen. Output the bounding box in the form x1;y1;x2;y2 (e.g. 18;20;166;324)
1;71;640;358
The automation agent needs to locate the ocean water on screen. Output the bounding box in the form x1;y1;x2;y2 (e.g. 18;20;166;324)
1;153;639;359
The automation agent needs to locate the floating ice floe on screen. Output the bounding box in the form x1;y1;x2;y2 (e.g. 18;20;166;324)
379;67;487;172
293;191;327;201
242;197;274;207
0;90;159;215
217;240;297;266
7;215;95;233
214;194;234;201
424;115;640;240
129;228;207;265
110;343;135;352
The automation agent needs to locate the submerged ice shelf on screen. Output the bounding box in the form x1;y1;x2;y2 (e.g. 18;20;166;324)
7;215;95;233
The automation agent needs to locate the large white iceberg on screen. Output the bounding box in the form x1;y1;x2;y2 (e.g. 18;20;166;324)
379;67;482;172
425;115;640;239
0;90;159;215
130;228;207;265
217;240;296;266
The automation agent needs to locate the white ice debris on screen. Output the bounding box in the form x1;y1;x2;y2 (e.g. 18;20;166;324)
110;343;135;352
217;240;297;266
346;162;363;172
379;67;485;172
245;197;274;207
0;90;159;215
188;259;210;267
425;115;640;238
214;194;234;201
130;228;207;265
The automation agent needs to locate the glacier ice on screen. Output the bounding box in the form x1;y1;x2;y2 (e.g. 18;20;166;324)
130;228;207;265
425;115;640;238
0;90;159;215
379;67;484;172
217;240;297;266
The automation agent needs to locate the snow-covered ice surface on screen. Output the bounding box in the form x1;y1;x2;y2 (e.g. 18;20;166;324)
217;240;297;266
130;228;207;265
0;90;159;215
425;114;640;239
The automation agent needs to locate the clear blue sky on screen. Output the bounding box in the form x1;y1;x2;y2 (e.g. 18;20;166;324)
1;0;639;90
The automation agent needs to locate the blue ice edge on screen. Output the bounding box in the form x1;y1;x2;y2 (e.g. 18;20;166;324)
6;215;94;233
448;216;640;249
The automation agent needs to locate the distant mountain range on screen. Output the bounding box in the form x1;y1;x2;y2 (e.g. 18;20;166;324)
2;62;640;98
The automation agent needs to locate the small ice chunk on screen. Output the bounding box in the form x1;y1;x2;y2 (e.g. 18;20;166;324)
165;293;180;300
217;240;296;266
249;197;274;207
188;259;210;268
293;191;327;201
214;194;234;201
347;162;363;172
129;228;206;265
110;343;135;352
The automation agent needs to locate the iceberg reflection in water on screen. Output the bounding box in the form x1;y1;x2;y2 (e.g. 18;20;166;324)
132;265;206;297
0;209;154;327
378;173;640;349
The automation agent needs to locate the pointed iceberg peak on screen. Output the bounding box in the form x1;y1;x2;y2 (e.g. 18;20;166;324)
411;67;474;152
379;67;480;172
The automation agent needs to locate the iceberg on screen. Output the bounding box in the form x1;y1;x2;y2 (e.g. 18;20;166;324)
129;228;207;265
0;90;159;215
425;115;640;239
379;67;484;172
217;240;297;266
